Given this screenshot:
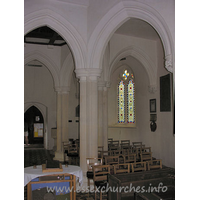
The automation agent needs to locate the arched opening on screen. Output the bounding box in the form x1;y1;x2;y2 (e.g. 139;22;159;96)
103;15;174;166
24;106;44;145
24;25;80;150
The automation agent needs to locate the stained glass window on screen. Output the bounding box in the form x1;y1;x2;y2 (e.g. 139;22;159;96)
118;80;125;123
118;70;136;125
127;80;135;123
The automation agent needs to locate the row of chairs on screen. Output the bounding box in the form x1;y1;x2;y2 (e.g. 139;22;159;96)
108;140;146;151
99;147;152;163
89;160;162;200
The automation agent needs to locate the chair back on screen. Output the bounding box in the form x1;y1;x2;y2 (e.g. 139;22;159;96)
140;152;152;162
93;165;110;182
147;159;162;170
123;153;137;163
113;163;130;174
104;155;119;165
131;162;146;172
68;144;78;154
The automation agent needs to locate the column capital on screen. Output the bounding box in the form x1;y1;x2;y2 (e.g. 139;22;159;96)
165;54;173;73
75;68;102;79
54;86;70;94
98;81;106;90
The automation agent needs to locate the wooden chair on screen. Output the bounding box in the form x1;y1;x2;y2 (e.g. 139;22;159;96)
120;140;130;150
131;162;146;172
132;147;142;160
67;144;79;165
86;158;103;190
147;159;162;170
98;146;104;158
122;153;137;163
75;139;80;149
109;140;119;151
121;140;130;145
93;165;110;200
104;155;119;165
113;163;130;174
132;142;143;147
110;149;121;156
140;152;152;162
63;142;70;163
100;151;112;164
132;143;145;157
141;147;151;153
108;139;113;150
121;147;132;155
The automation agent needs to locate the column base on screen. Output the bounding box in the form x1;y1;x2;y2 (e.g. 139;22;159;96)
53;150;64;162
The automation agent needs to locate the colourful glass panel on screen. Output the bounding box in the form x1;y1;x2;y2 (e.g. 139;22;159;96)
127;80;135;123
123;70;129;80
118;80;125;123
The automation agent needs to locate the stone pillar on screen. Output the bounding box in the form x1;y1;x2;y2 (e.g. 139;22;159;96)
88;75;99;158
54;88;64;161
98;81;106;148
79;76;87;175
54;87;70;162
75;68;102;176
61;87;70;143
102;83;109;151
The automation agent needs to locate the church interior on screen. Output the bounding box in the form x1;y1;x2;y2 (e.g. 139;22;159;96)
23;0;176;199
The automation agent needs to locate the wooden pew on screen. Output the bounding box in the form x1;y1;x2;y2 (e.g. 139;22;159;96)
108;167;175;200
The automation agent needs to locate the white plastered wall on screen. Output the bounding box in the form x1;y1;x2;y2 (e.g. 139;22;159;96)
107;33;174;168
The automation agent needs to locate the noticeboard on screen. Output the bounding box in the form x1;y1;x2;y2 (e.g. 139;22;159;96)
34;123;43;137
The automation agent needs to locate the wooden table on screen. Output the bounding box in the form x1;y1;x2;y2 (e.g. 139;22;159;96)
24;165;83;200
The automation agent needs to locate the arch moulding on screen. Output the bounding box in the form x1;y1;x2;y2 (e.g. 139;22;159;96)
109;46;156;87
24;9;87;70
88;1;174;73
24;50;60;89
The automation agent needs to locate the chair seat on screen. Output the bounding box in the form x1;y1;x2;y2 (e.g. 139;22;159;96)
86;171;93;179
95;180;107;188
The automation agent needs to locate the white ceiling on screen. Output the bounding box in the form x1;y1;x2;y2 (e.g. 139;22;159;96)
115;18;160;41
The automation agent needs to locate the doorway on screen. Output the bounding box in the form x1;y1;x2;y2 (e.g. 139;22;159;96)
24;106;44;145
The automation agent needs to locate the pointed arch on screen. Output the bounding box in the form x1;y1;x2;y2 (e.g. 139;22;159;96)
88;1;174;73
24;50;60;89
24;8;86;70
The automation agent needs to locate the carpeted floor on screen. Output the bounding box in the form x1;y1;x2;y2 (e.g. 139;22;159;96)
24;148;99;200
